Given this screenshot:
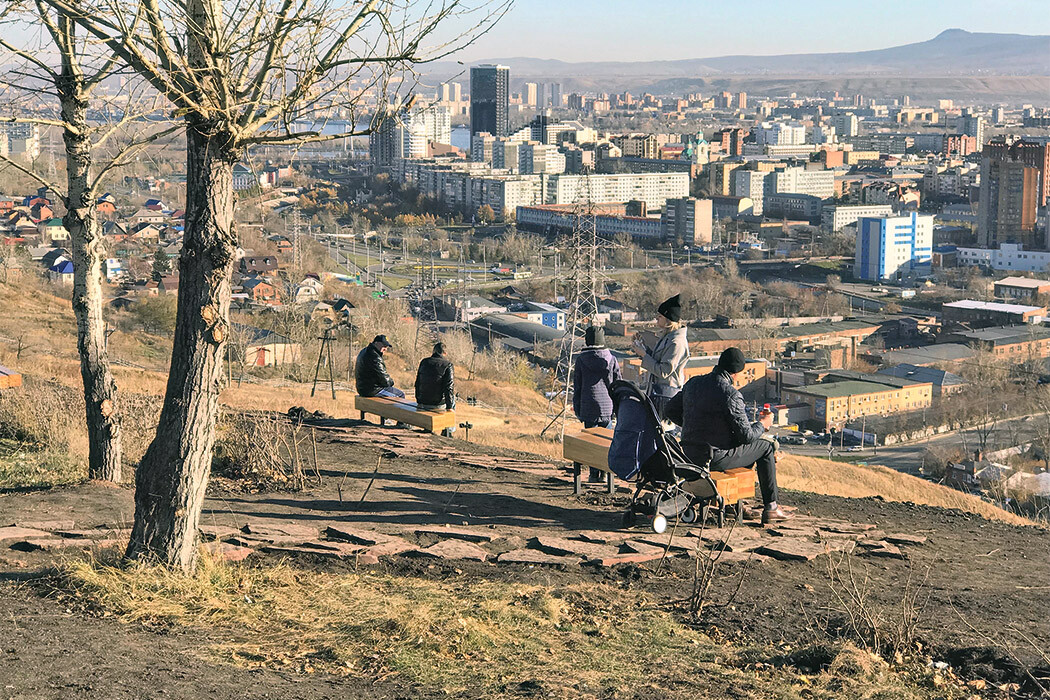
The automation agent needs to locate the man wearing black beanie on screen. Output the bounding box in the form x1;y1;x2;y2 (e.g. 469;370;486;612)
666;346;789;524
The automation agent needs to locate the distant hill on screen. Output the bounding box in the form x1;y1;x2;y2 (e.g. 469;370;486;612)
424;29;1050;100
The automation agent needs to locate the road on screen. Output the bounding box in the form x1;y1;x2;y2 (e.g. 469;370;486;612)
782;413;1044;474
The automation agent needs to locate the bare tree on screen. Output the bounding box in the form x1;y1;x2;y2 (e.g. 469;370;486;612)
1;3;175;483
39;0;508;571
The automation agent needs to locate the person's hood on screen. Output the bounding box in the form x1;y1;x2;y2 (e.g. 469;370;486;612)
577;347;615;371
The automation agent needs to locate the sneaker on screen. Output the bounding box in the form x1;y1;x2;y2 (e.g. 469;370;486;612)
761;506;792;525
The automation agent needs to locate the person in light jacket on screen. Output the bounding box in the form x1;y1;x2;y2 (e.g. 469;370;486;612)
632;293;689;420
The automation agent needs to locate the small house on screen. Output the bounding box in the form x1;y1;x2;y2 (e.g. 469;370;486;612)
242;277;282;305
48;260;74;284
232;323;301;367
240;255;279;275
96;193;117;217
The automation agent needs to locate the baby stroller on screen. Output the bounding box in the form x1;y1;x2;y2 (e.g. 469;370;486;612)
608;380;725;533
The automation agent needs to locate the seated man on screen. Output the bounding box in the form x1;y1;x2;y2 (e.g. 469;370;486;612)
415;342;455;413
355;334;404;399
667;347;789;524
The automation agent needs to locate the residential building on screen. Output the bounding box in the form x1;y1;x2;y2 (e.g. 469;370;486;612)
370;103;452;166
612;134;659;159
713;128;747;157
524;82;539;107
232;164;257;191
993;276;1050;301
661;197;713;246
733;170;771;215
939;325;1050;360
547;172;689;210
854;213;933;281
821;204;894;232
982;136;1049;206
978;150;1041;249
763;193;823;221
518;142;566;174
2;123;40;161
782;377;933;430
942;299;1045;328
434;294;505;323
754;122;807;146
38;218;68;244
828;113;859;137
516;204;662;241
233;324;301;367
547;82;562;108
470;64;510;137
876;364;966;399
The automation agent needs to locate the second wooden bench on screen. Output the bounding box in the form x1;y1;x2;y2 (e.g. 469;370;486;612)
355;395;457;436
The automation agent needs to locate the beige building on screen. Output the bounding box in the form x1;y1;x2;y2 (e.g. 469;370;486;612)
782;378;932;430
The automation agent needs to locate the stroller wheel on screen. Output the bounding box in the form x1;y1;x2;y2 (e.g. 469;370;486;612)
652;514;668;534
679;506;698;524
621;510;638;528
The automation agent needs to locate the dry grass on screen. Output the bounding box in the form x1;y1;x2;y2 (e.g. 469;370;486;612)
56;554;963;699
778;453;1033;527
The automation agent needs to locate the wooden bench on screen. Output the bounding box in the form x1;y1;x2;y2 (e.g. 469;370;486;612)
562;426;617;494
562;427;759;515
354;395;457;435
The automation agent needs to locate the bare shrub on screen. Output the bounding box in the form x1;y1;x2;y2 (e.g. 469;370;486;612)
0;378;83;453
212;411;311;490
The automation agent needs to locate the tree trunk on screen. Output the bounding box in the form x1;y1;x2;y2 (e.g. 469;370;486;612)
125;118;237;572
58;15;122;483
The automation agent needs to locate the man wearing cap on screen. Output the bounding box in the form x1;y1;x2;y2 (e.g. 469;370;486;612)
355;334;405;399
667;346;789;524
632;293;689;420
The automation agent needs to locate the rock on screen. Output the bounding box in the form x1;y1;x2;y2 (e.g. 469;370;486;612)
0;527;51;542
14;520;75;531
754;538;840;562
324;525;400;546
592;551;664;567
260;545;338;558
413;525;498;543
860;542;906;559
201;542;254;562
363;538;416;557
227;534;307;547
622;540;667;556
531;536;619;560
819;521;877;534
242;522;319;539
299;541;367;556
702;550;769;565
630;535;700;553
198;525;240;542
356;552;381;565
571;530;625;545
414;540;489;562
54;529;130;540
766;525;820;538
883;533;928;546
10;538;122;552
497;549;582;566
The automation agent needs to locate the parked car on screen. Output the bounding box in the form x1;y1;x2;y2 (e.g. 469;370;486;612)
846;446;862;452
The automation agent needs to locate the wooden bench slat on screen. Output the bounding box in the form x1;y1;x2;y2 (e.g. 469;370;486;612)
354;395;457;433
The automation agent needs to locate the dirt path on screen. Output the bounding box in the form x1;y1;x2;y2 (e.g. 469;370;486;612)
2;420;1048;697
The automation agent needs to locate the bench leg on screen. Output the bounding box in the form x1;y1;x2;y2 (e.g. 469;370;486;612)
735;501;744;523
606;471;614;495
573;462;582;495
359;411;365;421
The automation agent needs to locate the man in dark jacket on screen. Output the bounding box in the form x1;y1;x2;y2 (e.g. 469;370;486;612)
415;342;455;411
667;347;789;524
355;335;404;398
574;326;621;481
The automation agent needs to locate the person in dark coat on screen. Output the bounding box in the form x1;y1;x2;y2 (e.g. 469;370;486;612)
415;342;455;411
666;347;789;524
355;334;404;398
574;326;622;481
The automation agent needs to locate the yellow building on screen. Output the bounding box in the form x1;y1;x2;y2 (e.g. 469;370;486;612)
782;379;932;430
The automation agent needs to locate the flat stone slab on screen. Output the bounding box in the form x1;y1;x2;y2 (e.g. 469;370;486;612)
363;538;416;557
13;520;76;531
414;540;489;562
883;533;928;546
531;536;619;560
199;525;240;541
414;525;498;543
701;550;770;565
227;534;312;547
819;521;878;534
242;522;319;539
860;543;906;559
497;549;582;566
54;529;130;540
629;536;698;553
754;538;846;562
10;538;122;552
592;551;664;567
201;541;254;562
325;525;400;546
0;527;50;542
298;541;368;556
571;530;626;545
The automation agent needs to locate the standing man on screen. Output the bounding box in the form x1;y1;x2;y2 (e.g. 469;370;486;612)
667;347;789;524
415;342;456;413
633;293;689;420
573;326;622;482
355;334;404;398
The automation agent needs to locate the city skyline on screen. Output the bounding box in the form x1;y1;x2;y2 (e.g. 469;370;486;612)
450;0;1050;63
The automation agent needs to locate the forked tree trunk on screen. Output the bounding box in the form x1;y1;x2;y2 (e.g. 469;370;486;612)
125;117;237;571
58;15;122;482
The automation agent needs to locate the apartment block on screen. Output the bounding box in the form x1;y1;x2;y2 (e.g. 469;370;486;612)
854;213;933;281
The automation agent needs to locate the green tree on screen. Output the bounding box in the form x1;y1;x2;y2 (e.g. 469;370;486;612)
151;247;171;281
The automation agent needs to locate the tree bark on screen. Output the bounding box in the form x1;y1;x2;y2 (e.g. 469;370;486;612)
124;117;237;572
58;14;123;483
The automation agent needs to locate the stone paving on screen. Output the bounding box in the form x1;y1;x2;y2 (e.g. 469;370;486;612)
2;514;929;569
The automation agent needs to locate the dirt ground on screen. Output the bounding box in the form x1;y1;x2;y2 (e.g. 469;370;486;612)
2;418;1049;699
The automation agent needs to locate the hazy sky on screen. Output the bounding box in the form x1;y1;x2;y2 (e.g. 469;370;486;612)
451;0;1050;62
